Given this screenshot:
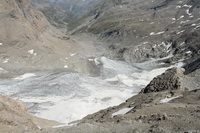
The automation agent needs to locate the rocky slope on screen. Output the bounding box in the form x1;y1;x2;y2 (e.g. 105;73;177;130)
73;0;200;64
0;0;103;77
0;94;60;133
30;0;104;30
31;1;75;29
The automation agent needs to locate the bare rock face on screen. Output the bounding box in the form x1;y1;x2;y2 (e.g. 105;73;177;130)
140;67;185;93
0;95;39;133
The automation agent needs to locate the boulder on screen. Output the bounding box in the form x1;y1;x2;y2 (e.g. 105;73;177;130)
140;67;185;93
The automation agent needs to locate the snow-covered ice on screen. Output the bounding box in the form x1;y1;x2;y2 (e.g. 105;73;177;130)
160;96;181;103
150;31;165;35
0;57;185;124
112;107;134;117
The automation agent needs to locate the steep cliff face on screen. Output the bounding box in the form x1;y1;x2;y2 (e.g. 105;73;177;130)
73;0;200;64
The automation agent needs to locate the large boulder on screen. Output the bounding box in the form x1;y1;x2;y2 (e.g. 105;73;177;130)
140;67;185;93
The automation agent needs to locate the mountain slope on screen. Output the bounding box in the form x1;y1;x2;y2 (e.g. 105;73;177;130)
73;0;200;64
31;0;104;18
30;0;75;29
0;0;101;77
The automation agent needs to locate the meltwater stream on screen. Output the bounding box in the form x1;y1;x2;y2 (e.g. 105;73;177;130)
0;57;181;124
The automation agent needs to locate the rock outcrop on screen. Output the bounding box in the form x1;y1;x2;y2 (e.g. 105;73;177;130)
140;68;185;93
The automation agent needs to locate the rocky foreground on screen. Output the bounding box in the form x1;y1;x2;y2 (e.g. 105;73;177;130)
1;60;200;133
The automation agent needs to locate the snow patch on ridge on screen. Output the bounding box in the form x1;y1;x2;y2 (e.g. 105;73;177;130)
160;96;181;103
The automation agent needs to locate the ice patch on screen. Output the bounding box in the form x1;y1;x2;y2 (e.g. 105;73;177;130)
0;68;3;70
172;18;176;20
142;42;148;45
176;5;181;8
3;59;9;63
178;15;184;20
160;96;181;103
88;58;94;62
70;53;76;56
173;62;185;67
37;125;41;130
13;73;36;80
28;49;37;56
180;42;185;46
180;20;190;24
177;30;185;35
186;51;192;54
150;31;165;35
183;4;192;8
186;9;192;16
28;49;34;54
94;58;100;65
64;65;68;68
0;43;2;46
194;25;200;30
112;107;134;117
